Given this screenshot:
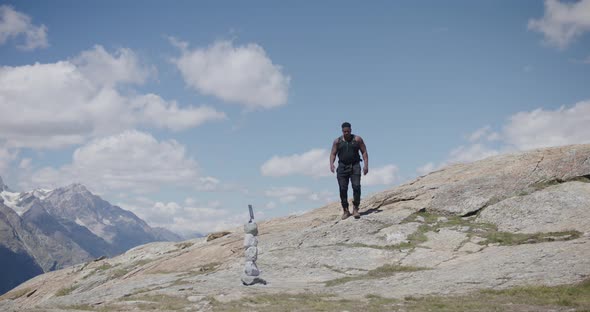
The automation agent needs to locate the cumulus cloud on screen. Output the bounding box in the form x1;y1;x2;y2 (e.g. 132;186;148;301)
528;0;590;49
261;149;330;177
265;201;278;209
0;145;18;174
417;162;436;176
120;198;244;235
134;94;226;131
0;45;225;149
265;186;335;205
0;5;48;50
261;148;398;186
72;45;152;87
265;186;310;203
503;100;590;150
418;99;590;175
24;130;201;193
172;39;290;109
467;126;500;143
448;144;502;164
363;165;399;186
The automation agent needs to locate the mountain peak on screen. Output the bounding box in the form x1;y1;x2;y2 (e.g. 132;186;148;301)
63;183;90;193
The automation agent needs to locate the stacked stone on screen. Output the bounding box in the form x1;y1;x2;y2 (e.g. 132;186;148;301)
241;221;266;285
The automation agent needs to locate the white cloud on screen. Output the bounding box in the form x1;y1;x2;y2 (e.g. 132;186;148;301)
264;186;335;205
417;162;436;176
261;148;331;177
134;94;226;131
468;126;492;142
0;145;18;174
528;0;590;49
120;198;242;235
363;165;399;186
0;46;225;149
307;190;336;203
418;99;590;175
72;45;152;87
172;39;290;109
0;5;48;50
265;186;309;203
503;100;590;150
196;176;224;192
265;201;277;209
18;158;31;170
448;144;501;164
25;130;200;193
261;148;398;186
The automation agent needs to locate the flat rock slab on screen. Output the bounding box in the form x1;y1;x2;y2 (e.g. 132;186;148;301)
477;181;590;233
421;229;469;251
336;236;590;299
400;247;457;268
377;222;421;245
259;245;405;273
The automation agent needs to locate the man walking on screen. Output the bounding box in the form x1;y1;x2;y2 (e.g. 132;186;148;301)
330;122;369;220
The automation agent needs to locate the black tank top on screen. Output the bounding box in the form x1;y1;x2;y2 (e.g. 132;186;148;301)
337;135;361;165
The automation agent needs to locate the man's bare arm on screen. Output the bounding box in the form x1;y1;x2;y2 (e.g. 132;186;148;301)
357;136;369;175
330;138;338;173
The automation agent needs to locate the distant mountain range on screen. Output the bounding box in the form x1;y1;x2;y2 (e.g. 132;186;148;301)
0;176;181;295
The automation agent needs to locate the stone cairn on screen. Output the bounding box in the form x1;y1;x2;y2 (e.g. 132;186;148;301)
241;205;266;286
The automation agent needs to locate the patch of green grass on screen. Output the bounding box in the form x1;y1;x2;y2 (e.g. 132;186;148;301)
83;260;151;280
132;294;192;311
211;279;590;312
132;259;153;267
60;304;95;311
517;180;563;197
109;267;131;279
337;222;432;251
60;303;118;311
478;230;582;246
325;264;428;287
95;263;113;271
402;211;439;224
169;278;192;287
399;210;582;248
55;284;79;297
401;279;590;312
337;242;401;251
175;241;194;249
210;293;400;312
322;264;348;274
2;287;32;300
570;175;590;183
177;262;221;277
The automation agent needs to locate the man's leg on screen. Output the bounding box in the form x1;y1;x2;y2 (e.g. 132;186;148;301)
337;169;351;220
351;163;362;218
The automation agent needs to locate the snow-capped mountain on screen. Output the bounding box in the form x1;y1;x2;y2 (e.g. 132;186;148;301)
0;187;54;216
0;176;181;295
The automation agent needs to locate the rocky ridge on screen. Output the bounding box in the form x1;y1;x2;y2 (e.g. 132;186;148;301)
1;144;589;311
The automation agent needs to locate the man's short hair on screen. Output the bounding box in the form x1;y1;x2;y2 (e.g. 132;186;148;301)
341;122;351;129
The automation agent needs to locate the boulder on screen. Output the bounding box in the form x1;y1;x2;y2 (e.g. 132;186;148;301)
244;223;258;236
245;247;258;262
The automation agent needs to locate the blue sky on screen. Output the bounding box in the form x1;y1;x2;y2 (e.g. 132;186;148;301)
1;0;589;235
